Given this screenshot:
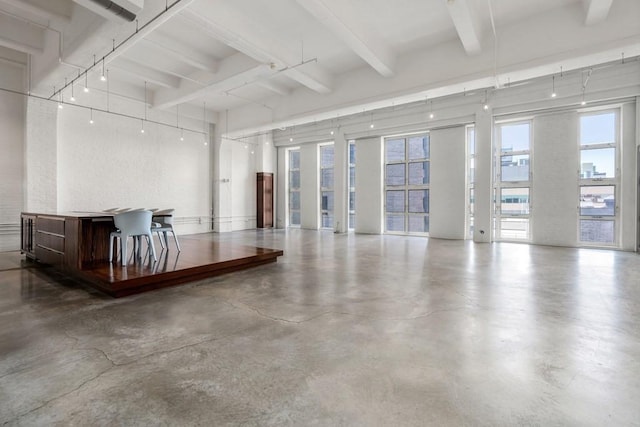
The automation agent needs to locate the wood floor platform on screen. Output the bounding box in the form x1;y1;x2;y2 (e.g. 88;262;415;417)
76;237;284;297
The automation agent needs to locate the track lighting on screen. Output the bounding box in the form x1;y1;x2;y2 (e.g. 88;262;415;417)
141;119;145;134
551;75;557;98
89;109;94;124
100;59;107;82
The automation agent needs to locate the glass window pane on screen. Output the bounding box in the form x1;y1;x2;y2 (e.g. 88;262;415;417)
580;186;615;216
320;146;334;168
386;215;405;232
408;135;429;160
469;157;475;183
501;154;529;182
386;164;405;186
349;143;356;164
349;213;355;229
501;123;530;152
321;168;334;189
386;191;405;213
469;188;475;216
580;219;614;243
500;218;529;240
290;211;300;226
408;215;429;233
349;166;355;188
408;189;429;213
349;191;355;211
500;188;530;215
580;148;615;178
289;151;300;169
408;162;429;185
321;191;334;211
467;128;475;155
580;112;615;146
321;212;334;228
386;139;405;162
290;170;300;189
290;191;300;210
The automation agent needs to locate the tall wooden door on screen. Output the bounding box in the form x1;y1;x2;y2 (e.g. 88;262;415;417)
257;172;273;228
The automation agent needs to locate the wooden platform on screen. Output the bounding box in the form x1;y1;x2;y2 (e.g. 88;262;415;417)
76;237;283;297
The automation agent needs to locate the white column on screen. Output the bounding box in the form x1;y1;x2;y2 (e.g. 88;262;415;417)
473;107;493;242
333;131;348;232
355;136;383;234
300;143;319;229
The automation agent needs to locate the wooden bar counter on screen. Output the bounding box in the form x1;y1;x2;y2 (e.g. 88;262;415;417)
20;212;284;297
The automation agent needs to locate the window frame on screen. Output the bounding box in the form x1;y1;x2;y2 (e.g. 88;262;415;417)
577;108;620;247
287;147;301;228
348;140;356;230
319;142;335;230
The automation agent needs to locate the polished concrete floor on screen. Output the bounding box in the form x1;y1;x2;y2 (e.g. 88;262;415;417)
1;229;639;426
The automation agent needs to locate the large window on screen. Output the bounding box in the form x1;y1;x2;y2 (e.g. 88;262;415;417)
320;144;334;229
579;110;618;246
384;133;430;235
348;141;356;230
288;148;300;227
494;121;532;240
467;126;475;239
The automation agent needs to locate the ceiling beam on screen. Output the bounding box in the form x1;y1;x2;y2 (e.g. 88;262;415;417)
256;80;291;96
179;8;333;94
110;57;181;88
141;34;218;72
584;0;614;26
0;14;44;55
103;0;195;66
295;0;395;77
152;52;275;109
0;0;70;24
446;0;482;55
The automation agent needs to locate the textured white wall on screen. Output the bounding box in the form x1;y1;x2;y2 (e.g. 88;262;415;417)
25;97;58;213
56;106;211;235
430;126;466;239
355;137;382;234
300;144;319;229
0;63;25;251
230;141;257;230
531;112;579;247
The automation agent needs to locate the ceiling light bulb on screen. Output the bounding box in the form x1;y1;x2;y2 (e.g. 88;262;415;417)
204;141;208;146
370;123;374;129
180;136;184;141
89;119;94;124
289;137;293;142
483;104;489;110
141;128;145;134
70;96;76;102
581;100;587;106
58;103;63;109
100;74;106;82
551;92;557;98
330;130;334;135
429;113;434;119
84;86;89;93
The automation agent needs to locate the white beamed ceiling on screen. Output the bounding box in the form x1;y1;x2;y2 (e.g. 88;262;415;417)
0;0;637;132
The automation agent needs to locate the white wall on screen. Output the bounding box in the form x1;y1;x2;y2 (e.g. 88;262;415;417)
621;102;637;251
355;137;383;234
56;105;212;235
300;144;319;229
430;126;466;239
531;111;579;247
230;141;257;230
0;62;25;251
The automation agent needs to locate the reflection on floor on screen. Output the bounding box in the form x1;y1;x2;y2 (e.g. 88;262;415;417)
0;229;639;425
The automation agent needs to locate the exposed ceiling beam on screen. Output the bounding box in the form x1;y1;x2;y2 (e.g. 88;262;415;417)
256;80;291;96
295;0;395;77
0;14;44;55
152;52;275;109
281;61;332;94
584;0;614;26
110;57;181;88
142;34;218;72
0;0;70;24
446;0;482;55
179;9;333;94
103;0;195;66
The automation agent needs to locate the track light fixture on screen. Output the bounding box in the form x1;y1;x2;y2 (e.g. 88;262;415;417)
89;108;94;124
100;59;107;82
551;75;557;98
84;72;89;93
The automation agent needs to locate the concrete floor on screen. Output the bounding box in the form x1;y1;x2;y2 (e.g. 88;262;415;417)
1;229;639;426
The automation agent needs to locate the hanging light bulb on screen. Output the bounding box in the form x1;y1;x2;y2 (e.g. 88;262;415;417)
180;128;184;141
58;91;63;109
84;72;89;93
89;109;94;124
581;88;587;105
330;130;334;135
429;100;434;119
141;119;145;134
551;75;557;98
100;59;107;82
70;82;75;102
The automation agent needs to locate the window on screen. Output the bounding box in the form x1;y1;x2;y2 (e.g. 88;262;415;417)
578;110;618;246
288;149;300;227
348;141;356;230
467;126;475;238
384;133;430;235
494;121;532;240
320;144;334;229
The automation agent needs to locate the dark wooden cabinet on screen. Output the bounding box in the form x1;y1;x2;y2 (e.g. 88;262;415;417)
257;172;273;228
